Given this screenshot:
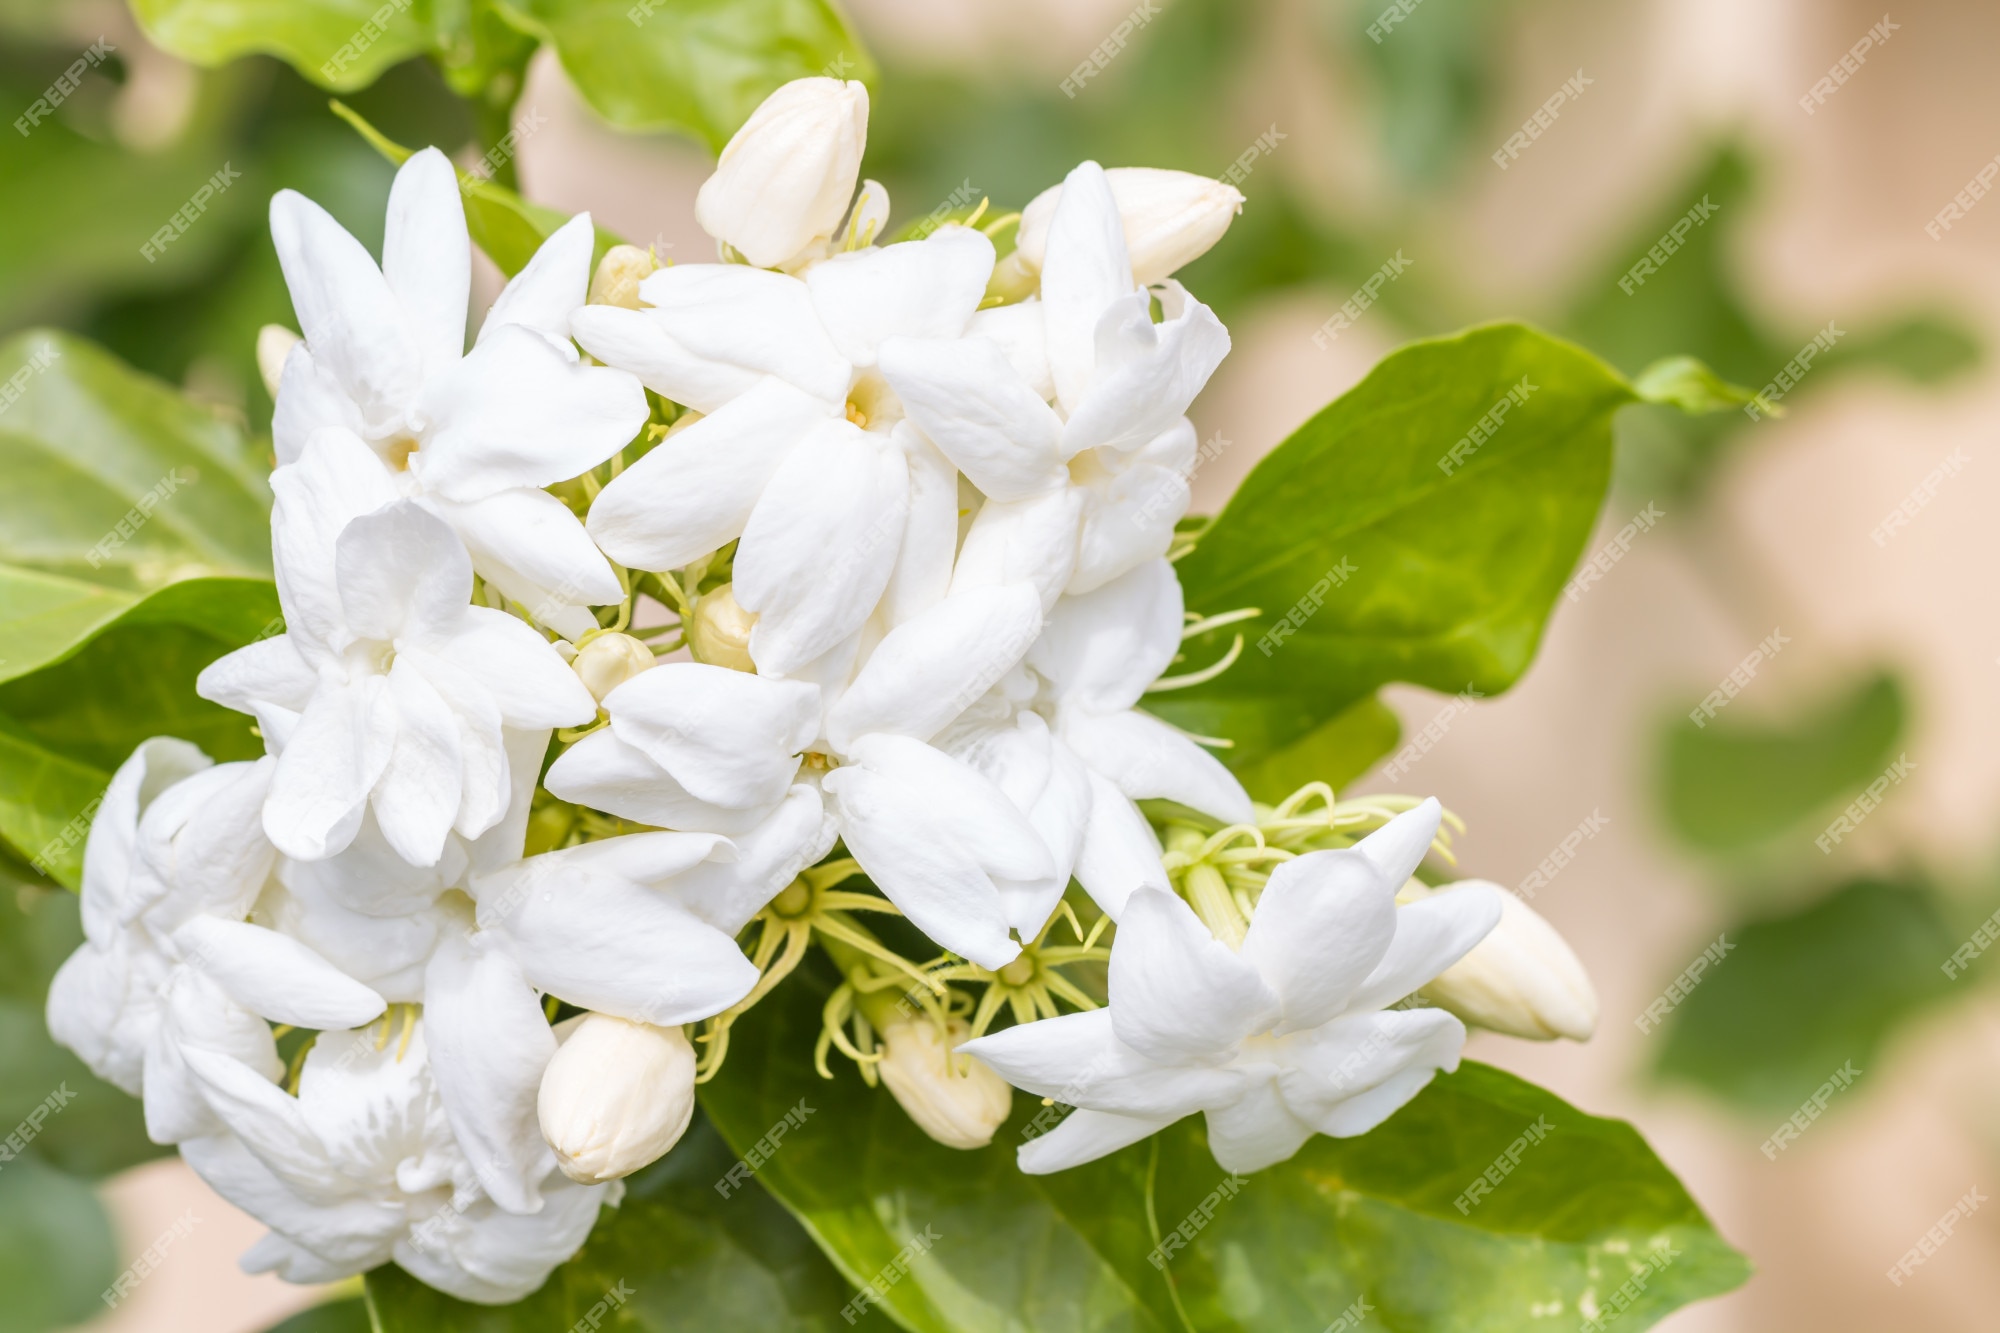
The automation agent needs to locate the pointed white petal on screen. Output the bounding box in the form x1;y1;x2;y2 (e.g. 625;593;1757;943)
665;785;836;935
1354;798;1442;887
271;342;365;467
335;500;472;647
1108;887;1277;1064
1238;847;1400;1034
263;678;395;862
1039;162;1133;415
1062;284;1229;457
949;488;1083;612
602;663;817;810
828;583;1042;750
479;212;593;349
173;917;385;1029
1060;708;1252;824
844;733;1052;883
268;428;400;663
878;334;1066;501
632;263;850;405
1071;768;1166;921
1031;557;1182;713
965;300;1054;401
878;423;959;628
1276;1008;1466;1137
1018;1107;1176;1174
1203;1080;1315;1174
368;655;464;866
197;635;317;716
1345;882;1503;1015
431;606;597;730
543;729;778;834
805;228;995;366
428;487;622;621
569;304;762;415
1070;461;1186;595
269;191;421;432
381;147;471;383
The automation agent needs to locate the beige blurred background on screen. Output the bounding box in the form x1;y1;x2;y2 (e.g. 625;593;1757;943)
65;0;2000;1327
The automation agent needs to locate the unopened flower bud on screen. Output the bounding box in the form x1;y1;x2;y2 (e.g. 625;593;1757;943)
1420;881;1598;1042
538;1014;696;1184
572;631;655;701
686;584;757;672
1015;168;1244;286
695;77;868;269
257;324;301;398
877;1017;1012;1150
588;244;659;309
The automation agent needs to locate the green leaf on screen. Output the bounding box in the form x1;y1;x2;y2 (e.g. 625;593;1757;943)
0;1153;120;1333
132;0;434;91
1229;694;1400;803
261;1296;372;1332
330;99;624;276
0;330;271;592
493;0;875;151
1652;878;1954;1116
1151;323;1641;770
1657;671;1907;855
365;1108;853;1330
1631;355;1762;415
700;959;1748;1332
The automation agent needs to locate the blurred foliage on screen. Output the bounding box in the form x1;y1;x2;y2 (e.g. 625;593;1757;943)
1657;670;1907;860
1652;878;1956;1116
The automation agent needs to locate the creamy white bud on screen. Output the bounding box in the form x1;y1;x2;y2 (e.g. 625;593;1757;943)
572;631;655;701
256;324;301;399
1421;882;1598;1041
877;1017;1012;1149
686;584;757;673
1015;167;1244;286
695;78;868;269
538;1014;696;1184
588;244;659;309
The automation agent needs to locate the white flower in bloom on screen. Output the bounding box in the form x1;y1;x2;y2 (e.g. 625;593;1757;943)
269;148;647;636
962;801;1501;1174
694;76;869;269
571;224;996;674
1014;167;1243;287
198;431;596;865
180;1024;612;1303
879;161;1230;603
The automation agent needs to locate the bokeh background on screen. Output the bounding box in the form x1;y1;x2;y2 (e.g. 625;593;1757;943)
6;0;2000;1327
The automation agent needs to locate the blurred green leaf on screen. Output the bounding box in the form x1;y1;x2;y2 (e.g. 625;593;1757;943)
1658;671;1906;856
1230;694;1400;803
1348;0;1515;186
0;722;108;890
1632;355;1762;415
491;0;874;151
1653;878;1954;1116
365;1108;853;1330
699;957;1748;1332
261;1296;371;1331
132;0;433;91
1151;323;1639;769
0;1152;120;1333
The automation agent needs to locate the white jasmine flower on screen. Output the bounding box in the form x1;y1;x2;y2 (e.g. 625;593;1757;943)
538;1014;697;1184
1418;881;1599;1041
571;223;997;675
694;76;869;269
179;1023;613;1304
878;161;1230;602
1014;167;1243;286
961;801;1501;1174
269;147;647;636
197;431;597;865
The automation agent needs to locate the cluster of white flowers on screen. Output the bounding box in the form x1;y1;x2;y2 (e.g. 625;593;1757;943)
45;77;1598;1302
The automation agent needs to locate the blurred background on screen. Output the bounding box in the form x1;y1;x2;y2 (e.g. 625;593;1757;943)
5;0;2000;1327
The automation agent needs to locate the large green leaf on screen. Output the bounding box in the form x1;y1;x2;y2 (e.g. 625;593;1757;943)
493;0;874;151
1151;323;1642;769
1657;671;1906;856
0;1153;120;1333
699;960;1748;1332
365;1108;853;1330
0;330;271;592
1652;878;1954;1116
132;0;434;91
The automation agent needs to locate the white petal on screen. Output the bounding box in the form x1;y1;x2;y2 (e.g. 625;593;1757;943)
428;486;622;621
147;969;283;1146
335;500;472;646
431;605;597;730
585;376;829;571
1039;162;1133;415
416;323;648;503
269;191;421;433
1018;1107;1175;1174
1061;284;1229;457
877;423;959;628
878;334;1066;501
805;228;995;366
960;1007;1244;1123
966;300;1054;401
369;655;464;866
424;932;558;1214
172;917;385;1029
396;649;511;843
569;304;763;416
665;785;836;935
1060;708;1252;824
1238;847;1399;1034
1071;768;1167;921
269;429;400;663
272;342;364;467
543;729;780;834
1070;460;1186;595
827;583;1042;750
1203;1080;1315;1174
949;487;1083;612
736;421;909;675
479;212;593;349
1031;557;1182;714
181;1132;403;1269
1108;887;1276;1064
263;678;395;862
633;263;850;405
197;635;317;716
1353;798;1442;887
381;147;471;383
602;663;818;809
844;733;1052;883
80;737;211;941
181;1046;336;1195
945;713;1092;937
1276;1009;1466;1137
1345;883;1503;1015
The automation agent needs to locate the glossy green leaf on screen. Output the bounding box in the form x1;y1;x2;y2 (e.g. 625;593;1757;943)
365;1108;853;1330
1657;671;1906;855
1652;878;1954;1116
1151;323;1640;769
493;0;874;151
700;959;1748;1332
132;0;434;91
0;1153;120;1333
1230;694;1400;804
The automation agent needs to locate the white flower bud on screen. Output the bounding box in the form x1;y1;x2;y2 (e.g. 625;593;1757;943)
695;78;868;269
877;1017;1012;1150
1015;167;1243;286
1421;882;1598;1041
588;244;659;310
256;324;301;399
572;631;655;701
538;1014;696;1185
686;584;757;673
